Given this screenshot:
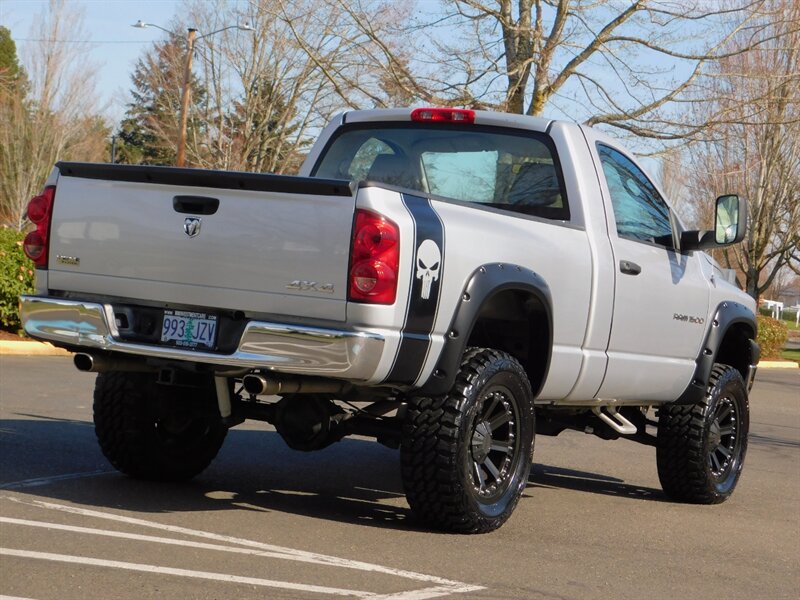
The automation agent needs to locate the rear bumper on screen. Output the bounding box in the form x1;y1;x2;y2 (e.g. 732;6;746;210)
20;296;385;381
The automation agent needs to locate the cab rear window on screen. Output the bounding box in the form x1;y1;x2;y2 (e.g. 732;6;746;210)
312;124;569;221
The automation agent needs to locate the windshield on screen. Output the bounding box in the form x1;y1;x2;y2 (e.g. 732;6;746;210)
313;124;569;221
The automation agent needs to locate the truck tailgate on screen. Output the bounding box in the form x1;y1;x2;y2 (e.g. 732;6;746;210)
47;163;355;321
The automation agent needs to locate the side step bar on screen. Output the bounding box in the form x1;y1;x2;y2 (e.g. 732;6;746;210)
592;406;638;435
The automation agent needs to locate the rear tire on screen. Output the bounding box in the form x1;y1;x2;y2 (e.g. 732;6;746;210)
657;364;749;503
93;371;227;481
401;348;535;533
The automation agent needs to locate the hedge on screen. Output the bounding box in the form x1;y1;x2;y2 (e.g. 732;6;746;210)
0;227;34;332
756;315;788;360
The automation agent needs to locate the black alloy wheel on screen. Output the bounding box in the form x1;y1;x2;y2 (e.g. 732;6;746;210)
401;348;535;533
657;364;749;503
706;394;742;483
468;386;521;501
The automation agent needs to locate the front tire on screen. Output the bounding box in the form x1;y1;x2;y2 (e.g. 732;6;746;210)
93;371;227;481
657;364;749;504
401;348;535;533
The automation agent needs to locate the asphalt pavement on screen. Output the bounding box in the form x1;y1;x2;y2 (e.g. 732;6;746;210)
0;356;798;599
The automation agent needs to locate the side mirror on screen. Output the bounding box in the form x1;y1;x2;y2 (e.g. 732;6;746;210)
680;194;747;251
715;194;747;245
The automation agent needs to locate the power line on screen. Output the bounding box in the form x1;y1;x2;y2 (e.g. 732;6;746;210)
15;38;152;44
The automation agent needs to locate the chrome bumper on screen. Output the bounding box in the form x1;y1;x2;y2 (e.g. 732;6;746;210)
20;296;385;381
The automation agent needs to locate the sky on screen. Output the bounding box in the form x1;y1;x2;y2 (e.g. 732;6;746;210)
1;0;192;123
1;0;700;165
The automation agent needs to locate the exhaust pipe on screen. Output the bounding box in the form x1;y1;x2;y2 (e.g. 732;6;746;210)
73;353;156;373
242;374;347;396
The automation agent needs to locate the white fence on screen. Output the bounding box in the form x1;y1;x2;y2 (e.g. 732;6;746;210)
762;300;800;325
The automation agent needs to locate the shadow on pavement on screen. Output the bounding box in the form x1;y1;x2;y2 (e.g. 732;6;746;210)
0;417;415;530
748;432;800;449
1;416;670;530
528;463;667;502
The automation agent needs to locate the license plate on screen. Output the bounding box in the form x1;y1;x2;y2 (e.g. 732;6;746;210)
161;310;218;349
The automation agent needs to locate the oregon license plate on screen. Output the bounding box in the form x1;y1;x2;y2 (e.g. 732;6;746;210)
161;310;218;349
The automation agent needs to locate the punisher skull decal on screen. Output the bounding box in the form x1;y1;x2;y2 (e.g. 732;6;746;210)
416;239;441;300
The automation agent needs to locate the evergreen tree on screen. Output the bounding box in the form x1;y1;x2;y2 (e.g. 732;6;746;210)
0;26;21;81
0;27;30;226
227;77;307;174
116;34;206;166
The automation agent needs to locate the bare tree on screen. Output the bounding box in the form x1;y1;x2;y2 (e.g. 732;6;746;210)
273;0;421;109
295;0;796;144
0;0;108;229
765;268;800;305
116;33;198;166
120;0;405;173
685;0;799;301
658;149;697;228
187;0;340;173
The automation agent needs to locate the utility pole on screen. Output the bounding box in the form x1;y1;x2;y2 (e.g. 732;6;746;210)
132;20;253;167
177;28;197;168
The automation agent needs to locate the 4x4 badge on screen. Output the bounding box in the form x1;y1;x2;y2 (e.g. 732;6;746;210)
183;217;202;238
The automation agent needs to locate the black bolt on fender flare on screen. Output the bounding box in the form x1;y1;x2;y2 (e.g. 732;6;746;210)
418;263;553;396
674;301;758;405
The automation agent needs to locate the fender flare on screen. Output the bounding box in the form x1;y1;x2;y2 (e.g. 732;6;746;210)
418;263;553;396
674;301;759;404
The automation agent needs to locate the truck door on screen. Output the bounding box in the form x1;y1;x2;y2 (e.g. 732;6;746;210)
588;140;710;402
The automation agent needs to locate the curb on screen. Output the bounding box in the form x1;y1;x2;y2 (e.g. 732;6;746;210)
758;360;799;369
0;340;71;357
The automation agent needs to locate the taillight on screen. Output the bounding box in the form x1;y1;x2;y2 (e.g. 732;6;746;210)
349;209;399;304
24;186;55;267
411;107;475;124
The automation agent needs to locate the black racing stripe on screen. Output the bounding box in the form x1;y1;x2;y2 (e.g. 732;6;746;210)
385;194;444;384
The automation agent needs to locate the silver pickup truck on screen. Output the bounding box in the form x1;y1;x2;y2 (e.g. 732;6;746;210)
21;107;759;533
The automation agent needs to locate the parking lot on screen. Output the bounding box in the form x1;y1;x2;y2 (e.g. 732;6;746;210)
1;356;798;599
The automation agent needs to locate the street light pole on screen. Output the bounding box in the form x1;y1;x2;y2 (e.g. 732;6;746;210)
176;28;197;168
132;20;253;168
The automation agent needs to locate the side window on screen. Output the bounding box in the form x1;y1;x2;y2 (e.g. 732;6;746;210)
598;144;673;246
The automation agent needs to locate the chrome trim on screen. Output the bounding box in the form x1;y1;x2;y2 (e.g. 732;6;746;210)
20;296;385;381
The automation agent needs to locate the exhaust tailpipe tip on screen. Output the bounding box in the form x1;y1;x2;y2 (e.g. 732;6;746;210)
74;353;95;372
243;374;269;395
73;352;155;374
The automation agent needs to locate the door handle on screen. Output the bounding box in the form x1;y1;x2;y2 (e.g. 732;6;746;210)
173;195;220;215
619;260;642;276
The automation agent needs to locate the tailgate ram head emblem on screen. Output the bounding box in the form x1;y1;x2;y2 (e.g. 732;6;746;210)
416;239;441;300
183;217;202;238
